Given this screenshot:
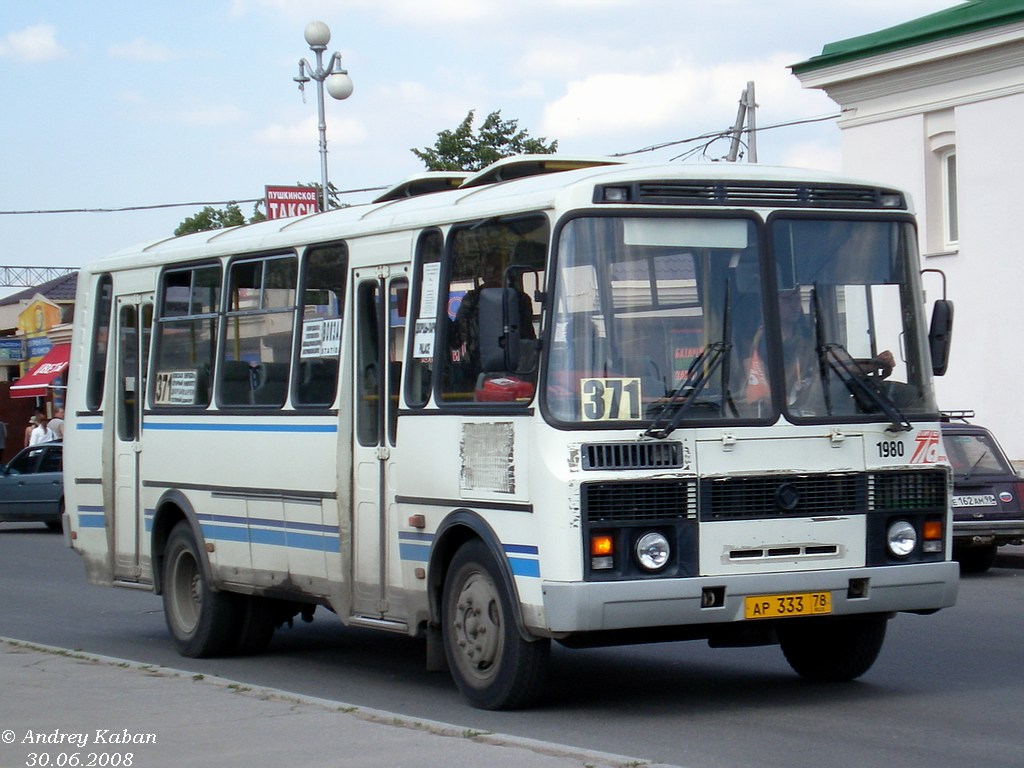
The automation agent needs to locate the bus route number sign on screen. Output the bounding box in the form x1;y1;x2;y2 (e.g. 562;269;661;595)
580;377;642;421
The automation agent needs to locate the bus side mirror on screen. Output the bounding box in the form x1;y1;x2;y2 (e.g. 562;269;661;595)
478;287;521;371
929;299;953;376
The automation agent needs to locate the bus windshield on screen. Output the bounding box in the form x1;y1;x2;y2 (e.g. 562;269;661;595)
543;214;937;428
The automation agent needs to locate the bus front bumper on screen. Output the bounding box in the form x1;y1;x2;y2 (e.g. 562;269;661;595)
540;561;959;633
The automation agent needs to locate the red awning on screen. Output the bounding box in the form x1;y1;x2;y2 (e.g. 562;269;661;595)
11;344;71;399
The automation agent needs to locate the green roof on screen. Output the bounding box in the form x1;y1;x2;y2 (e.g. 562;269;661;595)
792;0;1024;74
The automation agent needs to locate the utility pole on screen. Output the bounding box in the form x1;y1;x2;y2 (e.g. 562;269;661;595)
726;81;758;163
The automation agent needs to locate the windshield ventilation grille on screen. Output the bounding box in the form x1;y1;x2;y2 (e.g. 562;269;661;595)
869;470;947;511
583;480;697;522
582;441;685;470
607;182;906;210
700;473;865;521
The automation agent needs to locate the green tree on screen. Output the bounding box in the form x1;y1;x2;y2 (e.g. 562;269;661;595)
411;109;558;172
174;202;265;236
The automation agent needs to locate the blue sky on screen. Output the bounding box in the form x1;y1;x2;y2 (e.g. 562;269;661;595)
0;0;960;276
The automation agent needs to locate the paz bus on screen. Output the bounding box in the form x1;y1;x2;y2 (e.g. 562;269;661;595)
64;156;958;709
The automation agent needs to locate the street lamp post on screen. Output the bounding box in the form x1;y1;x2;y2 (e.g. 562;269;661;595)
294;20;353;212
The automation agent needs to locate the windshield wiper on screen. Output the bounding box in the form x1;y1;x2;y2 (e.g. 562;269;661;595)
644;341;731;439
808;286;910;432
963;451;989;481
820;342;912;432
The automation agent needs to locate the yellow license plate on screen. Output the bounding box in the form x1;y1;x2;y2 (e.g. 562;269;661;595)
744;591;832;620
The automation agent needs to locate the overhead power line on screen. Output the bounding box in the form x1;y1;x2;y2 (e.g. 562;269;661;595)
0;186;388;217
0;111;841;217
613;112;842;158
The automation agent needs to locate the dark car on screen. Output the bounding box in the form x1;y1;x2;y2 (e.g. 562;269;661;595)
0;441;63;532
942;415;1024;572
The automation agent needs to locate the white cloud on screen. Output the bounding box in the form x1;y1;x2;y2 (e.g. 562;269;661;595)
0;24;66;62
253;114;368;147
541;53;834;142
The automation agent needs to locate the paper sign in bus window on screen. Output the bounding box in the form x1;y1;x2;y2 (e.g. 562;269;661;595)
580;377;642;421
413;318;436;359
154;370;198;405
301;318;342;358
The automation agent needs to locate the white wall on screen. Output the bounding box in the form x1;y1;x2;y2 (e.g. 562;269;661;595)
835;93;1024;459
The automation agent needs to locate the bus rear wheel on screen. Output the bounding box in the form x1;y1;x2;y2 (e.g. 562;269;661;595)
162;521;239;657
778;615;888;682
442;540;549;710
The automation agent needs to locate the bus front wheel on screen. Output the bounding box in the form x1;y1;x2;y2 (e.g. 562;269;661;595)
778;614;888;682
442;540;549;709
162;522;239;657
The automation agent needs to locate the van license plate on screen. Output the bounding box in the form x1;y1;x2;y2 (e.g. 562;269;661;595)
744;592;832;620
952;494;996;507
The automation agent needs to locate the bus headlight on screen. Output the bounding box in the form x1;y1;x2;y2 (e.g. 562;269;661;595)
635;532;670;571
887;520;917;557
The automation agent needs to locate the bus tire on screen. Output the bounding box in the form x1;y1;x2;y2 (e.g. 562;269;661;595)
778;615;888;682
231;596;276;656
162;521;239;658
442;539;549;710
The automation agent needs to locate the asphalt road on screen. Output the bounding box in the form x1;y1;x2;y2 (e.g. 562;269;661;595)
3;523;1023;768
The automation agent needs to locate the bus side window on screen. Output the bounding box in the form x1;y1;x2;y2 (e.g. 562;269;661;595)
220;254;297;409
441;216;547;404
295;244;347;407
152;265;221;408
388;277;407;444
86;274;113;411
405;230;442;408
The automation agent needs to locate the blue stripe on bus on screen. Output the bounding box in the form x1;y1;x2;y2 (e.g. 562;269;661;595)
508;557;541;578
504;543;539;555
247;526;340;551
76;422;104;431
199;523;251;543
247;516;335;533
399;542;431;562
197;513;340;552
397;531;540;577
197;513;337;536
78;509;106;528
505;543;541;578
144;421;337;433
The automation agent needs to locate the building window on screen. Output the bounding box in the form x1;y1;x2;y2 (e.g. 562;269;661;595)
941;149;958;248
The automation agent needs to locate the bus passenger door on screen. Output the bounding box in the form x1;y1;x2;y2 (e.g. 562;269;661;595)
352;267;408;622
112;295;153;582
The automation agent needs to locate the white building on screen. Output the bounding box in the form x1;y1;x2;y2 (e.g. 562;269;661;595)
792;0;1024;459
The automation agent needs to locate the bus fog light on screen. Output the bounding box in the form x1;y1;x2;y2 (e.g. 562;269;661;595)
635;532;670;571
887;520;917;557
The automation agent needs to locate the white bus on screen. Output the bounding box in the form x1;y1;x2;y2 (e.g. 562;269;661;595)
64;156;958;709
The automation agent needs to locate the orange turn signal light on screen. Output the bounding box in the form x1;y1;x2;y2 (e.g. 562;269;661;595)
591;534;614;557
923;520;943;540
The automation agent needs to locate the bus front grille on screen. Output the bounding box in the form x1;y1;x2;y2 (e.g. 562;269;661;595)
869;470;948;510
581;441;685;470
701;473;865;521
698;469;948;521
582;480;697;523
